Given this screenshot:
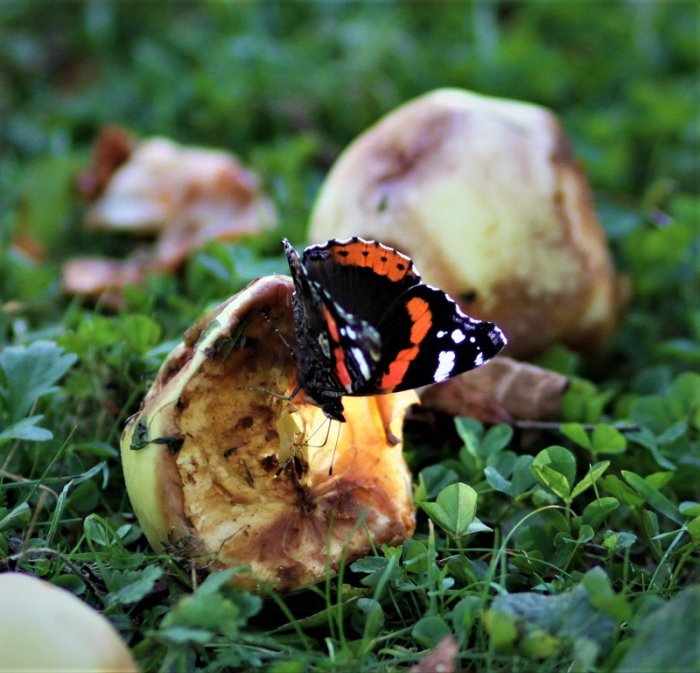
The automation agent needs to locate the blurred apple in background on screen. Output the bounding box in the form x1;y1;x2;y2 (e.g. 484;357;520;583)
310;88;625;358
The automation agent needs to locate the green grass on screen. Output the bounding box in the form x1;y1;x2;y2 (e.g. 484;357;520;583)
1;2;699;672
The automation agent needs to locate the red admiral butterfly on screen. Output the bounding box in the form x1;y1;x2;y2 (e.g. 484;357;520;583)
283;237;507;423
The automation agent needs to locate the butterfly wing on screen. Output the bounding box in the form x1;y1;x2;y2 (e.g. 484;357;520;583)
298;237;427;395
313;283;383;393
301;237;421;326
361;283;507;394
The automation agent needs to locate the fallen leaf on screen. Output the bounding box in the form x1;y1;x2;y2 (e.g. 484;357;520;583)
419;356;568;423
63;131;277;301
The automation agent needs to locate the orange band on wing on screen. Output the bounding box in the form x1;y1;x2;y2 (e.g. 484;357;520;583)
333;346;352;389
323;305;340;343
406;297;432;343
379;298;432;389
380;345;419;389
327;241;415;282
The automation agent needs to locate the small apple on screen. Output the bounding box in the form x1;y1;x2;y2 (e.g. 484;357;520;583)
0;572;137;672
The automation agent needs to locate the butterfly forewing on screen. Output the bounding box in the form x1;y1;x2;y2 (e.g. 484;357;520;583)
366;284;506;394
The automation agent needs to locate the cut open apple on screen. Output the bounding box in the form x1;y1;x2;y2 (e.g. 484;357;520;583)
120;275;417;591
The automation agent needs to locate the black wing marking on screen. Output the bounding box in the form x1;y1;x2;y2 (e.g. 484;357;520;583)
361;284;507;394
301;237;421;326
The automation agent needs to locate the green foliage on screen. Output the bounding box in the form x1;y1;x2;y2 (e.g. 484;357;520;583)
0;341;77;443
0;341;77;424
483;568;624;664
159;569;263;644
1;3;698;673
419;483;491;539
611;587;700;673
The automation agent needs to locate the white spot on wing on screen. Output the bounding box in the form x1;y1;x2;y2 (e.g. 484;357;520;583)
434;351;456;382
451;329;466;343
351;347;371;380
437;330;447;338
474;352;485;367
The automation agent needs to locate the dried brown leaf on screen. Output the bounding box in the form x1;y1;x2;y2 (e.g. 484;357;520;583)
419;356;568;423
64;131;277;301
76;125;135;202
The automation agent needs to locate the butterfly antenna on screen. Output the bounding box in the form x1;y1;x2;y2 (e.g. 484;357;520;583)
306;415;332;447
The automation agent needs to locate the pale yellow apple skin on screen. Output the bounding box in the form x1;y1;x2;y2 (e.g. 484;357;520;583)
121;276;417;591
310;88;624;357
0;572;137;673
